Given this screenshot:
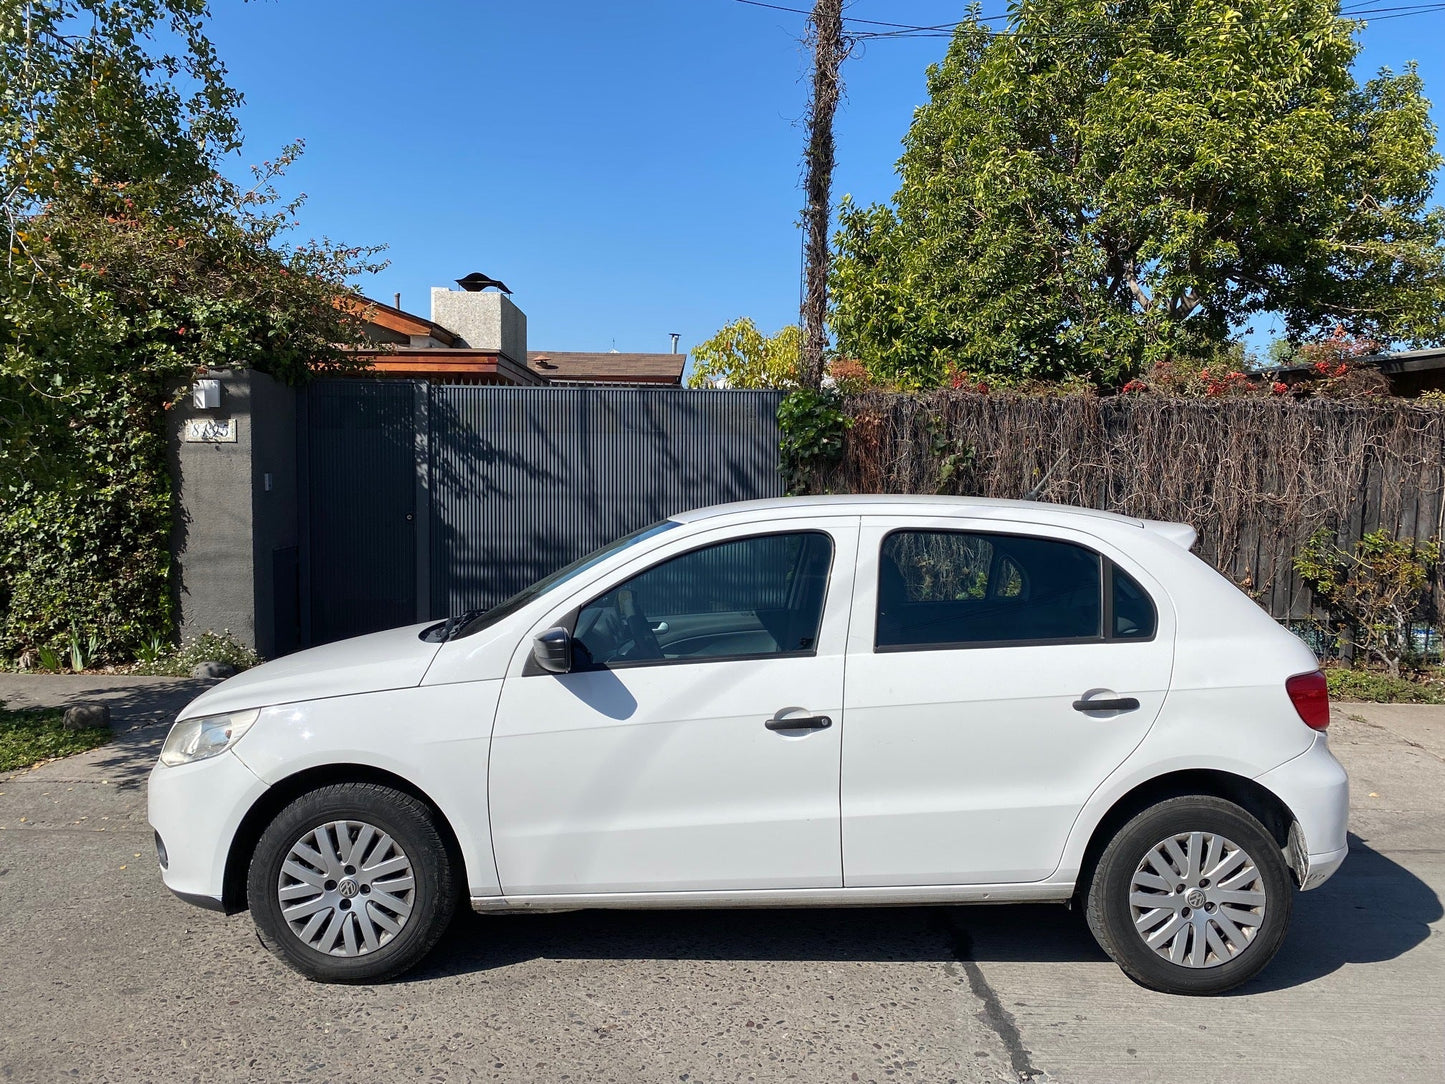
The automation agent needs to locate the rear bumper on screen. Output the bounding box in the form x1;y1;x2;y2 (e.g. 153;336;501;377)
1302;843;1349;890
1255;733;1350;891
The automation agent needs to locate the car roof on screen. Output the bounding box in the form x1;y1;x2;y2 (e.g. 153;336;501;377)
671;494;1149;530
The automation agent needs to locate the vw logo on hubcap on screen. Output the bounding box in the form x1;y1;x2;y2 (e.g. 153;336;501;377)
1186;888;1207;908
337;878;360;899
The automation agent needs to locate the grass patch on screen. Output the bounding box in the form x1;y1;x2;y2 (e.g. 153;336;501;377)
0;705;111;772
1325;668;1445;704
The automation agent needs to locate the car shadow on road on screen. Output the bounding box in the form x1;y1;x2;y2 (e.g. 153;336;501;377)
1237;831;1442;994
408;832;1438;992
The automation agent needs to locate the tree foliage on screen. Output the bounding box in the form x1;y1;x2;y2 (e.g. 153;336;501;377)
0;1;385;661
687;317;803;389
832;0;1445;388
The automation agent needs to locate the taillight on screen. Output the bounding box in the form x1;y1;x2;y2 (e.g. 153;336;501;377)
1286;670;1330;731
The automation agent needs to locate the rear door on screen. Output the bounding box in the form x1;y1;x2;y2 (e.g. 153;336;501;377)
841;517;1175;886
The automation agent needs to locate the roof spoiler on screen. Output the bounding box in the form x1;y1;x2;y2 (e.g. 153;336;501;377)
1145;521;1198;550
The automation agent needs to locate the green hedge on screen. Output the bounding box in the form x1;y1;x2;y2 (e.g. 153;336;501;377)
1325;668;1445;704
0;377;173;665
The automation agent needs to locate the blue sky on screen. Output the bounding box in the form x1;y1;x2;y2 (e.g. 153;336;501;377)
205;1;1445;358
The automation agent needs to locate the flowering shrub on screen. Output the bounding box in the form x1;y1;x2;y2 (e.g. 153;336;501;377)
1298;325;1382;368
943;363;989;394
827;357;873;395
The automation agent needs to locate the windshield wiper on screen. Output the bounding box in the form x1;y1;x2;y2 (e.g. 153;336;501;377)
439;608;488;642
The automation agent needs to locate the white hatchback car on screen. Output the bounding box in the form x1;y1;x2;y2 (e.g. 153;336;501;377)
150;496;1347;993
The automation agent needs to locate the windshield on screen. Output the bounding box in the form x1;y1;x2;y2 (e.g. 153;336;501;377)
450;520;680;639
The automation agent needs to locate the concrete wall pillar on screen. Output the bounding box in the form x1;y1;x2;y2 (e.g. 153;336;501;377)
168;370;298;658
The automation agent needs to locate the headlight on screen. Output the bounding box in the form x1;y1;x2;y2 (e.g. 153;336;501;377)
159;709;260;767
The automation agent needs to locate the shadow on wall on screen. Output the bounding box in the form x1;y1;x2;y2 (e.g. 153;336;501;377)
426;387;785;618
405;833;1436;993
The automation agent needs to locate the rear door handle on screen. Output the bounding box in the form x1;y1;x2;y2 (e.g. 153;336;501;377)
1072;697;1140;713
766;715;833;731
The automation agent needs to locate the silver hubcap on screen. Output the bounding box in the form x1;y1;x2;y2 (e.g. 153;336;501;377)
1129;831;1268;969
277;820;416;957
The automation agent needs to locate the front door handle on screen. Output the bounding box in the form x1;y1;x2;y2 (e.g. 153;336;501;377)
766;715;833;731
1072;697;1140;713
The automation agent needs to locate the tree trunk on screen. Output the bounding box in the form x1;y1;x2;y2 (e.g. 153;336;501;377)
799;0;845;390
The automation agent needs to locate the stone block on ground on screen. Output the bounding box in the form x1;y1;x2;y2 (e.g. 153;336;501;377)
62;703;111;731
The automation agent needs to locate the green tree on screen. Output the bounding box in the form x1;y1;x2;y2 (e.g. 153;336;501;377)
832;0;1445;388
687;317;803;389
0;1;385;661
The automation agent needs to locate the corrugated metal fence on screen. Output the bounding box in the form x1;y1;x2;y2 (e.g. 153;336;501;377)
427;386;785;616
303;382;784;644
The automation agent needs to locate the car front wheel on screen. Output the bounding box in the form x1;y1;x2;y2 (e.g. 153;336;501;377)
246;782;457;983
1085;795;1294;995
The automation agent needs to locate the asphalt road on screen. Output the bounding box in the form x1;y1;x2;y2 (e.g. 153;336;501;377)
1;676;1441;1083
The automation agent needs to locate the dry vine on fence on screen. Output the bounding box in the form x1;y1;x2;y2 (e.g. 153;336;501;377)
809;391;1445;621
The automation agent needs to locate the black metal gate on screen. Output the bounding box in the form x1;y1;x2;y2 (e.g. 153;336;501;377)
302;381;421;646
302;382;784;646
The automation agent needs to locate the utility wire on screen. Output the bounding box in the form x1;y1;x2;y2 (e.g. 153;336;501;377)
732;0;1445;40
731;0;1013;27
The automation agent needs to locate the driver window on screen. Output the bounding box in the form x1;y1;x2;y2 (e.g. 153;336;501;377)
572;531;834;669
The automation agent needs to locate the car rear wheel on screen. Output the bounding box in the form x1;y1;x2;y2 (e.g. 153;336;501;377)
246;782;457;983
1085;796;1293;995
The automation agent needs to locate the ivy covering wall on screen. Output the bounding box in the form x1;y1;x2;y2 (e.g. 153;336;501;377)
0;376;174;663
0;2;383;666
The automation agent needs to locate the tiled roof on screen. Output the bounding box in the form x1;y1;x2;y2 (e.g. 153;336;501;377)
527;351;686;385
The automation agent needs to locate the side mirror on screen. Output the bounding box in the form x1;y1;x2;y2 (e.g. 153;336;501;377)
532;627;573;674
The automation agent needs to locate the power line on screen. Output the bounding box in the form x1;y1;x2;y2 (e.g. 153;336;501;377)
731;0;1445;41
730;0;1013;28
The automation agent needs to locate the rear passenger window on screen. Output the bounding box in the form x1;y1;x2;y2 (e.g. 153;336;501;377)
1110;565;1157;639
876;530;1102;650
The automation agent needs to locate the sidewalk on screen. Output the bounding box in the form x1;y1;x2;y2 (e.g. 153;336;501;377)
0;674;211;786
1335;701;1445;763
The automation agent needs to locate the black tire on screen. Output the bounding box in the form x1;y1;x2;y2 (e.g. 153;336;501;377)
246;782;457;983
1085;796;1293;995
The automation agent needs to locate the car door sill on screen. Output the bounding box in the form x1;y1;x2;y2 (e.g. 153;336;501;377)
471;882;1076;913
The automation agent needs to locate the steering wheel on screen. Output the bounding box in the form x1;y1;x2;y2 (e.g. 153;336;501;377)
616;589;663;661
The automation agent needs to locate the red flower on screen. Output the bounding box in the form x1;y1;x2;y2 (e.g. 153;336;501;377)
1334;363;1348;377
1122;379;1147;393
1272;381;1289;395
176;327;187;335
1313;361;1330;374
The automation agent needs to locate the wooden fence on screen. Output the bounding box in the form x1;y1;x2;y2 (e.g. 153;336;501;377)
808;392;1445;622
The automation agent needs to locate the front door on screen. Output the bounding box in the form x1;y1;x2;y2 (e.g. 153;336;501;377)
490;520;858;896
842;519;1175;887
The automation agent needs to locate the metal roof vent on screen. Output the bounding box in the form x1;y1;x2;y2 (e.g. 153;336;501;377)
456;272;512;294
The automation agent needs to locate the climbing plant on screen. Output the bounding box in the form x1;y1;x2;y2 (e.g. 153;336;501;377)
0;2;385;663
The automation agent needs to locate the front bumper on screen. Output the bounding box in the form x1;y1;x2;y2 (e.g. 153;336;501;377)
1255;733;1350;891
147;748;270;909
